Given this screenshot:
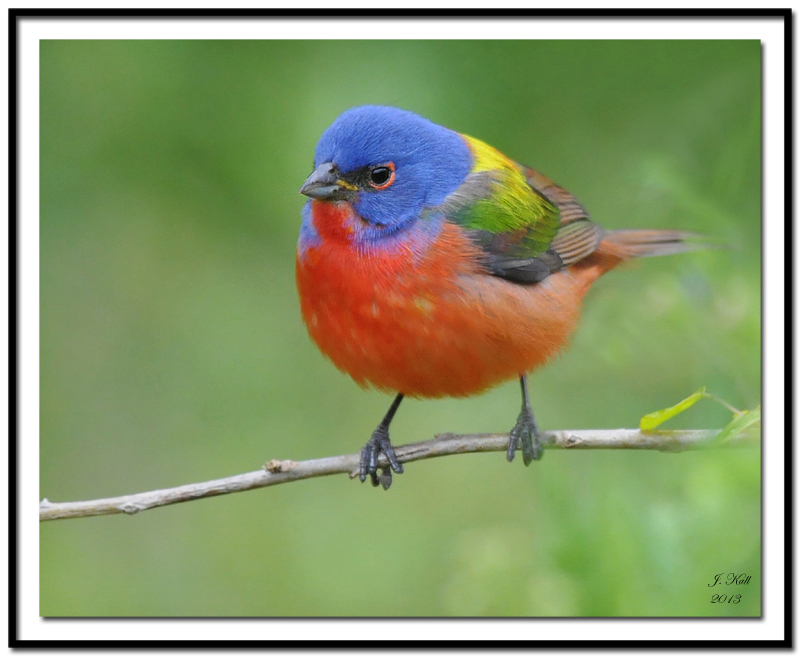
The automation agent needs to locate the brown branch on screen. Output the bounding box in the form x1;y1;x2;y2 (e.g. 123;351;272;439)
39;428;757;522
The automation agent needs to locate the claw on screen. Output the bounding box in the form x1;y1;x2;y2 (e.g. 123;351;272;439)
358;393;405;488
508;406;543;465
358;424;404;486
506;429;519;462
370;467;393;490
507;374;544;465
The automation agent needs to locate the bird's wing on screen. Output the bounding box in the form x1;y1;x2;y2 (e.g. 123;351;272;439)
438;160;604;284
522;166;605;267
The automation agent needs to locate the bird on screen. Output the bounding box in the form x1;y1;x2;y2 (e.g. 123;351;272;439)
296;105;706;489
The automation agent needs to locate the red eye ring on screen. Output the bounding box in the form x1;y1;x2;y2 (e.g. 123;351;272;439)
368;162;396;190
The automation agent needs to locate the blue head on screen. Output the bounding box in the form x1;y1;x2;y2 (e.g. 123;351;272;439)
299;106;472;242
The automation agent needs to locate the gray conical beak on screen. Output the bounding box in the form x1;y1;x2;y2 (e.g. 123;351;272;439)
299;163;358;201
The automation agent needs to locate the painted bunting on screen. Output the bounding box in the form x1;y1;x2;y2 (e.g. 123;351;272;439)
297;105;703;489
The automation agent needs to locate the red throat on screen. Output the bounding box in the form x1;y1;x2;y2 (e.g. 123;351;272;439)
309;200;358;243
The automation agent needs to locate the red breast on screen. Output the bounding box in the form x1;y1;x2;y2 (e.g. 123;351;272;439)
296;201;623;398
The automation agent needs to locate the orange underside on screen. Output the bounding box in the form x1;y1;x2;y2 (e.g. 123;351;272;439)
297;203;624;398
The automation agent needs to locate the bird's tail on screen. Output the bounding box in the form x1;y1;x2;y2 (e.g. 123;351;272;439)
600;229;719;259
574;229;722;288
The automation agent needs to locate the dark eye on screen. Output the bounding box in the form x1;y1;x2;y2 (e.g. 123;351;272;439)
367;163;396;190
369;167;391;185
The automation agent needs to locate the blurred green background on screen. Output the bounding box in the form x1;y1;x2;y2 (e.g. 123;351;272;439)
40;39;760;617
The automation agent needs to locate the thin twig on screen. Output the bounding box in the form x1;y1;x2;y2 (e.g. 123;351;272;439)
39;428;758;522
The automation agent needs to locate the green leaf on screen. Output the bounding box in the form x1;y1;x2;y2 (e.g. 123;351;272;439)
713;406;761;445
639;387;708;431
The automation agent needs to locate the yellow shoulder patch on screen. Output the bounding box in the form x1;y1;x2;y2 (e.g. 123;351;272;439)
461;134;520;174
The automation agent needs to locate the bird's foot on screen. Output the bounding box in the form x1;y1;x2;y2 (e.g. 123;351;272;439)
506;406;543;466
359;424;404;489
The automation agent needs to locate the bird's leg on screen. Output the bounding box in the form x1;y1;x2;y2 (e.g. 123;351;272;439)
359;393;405;489
507;374;543;465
